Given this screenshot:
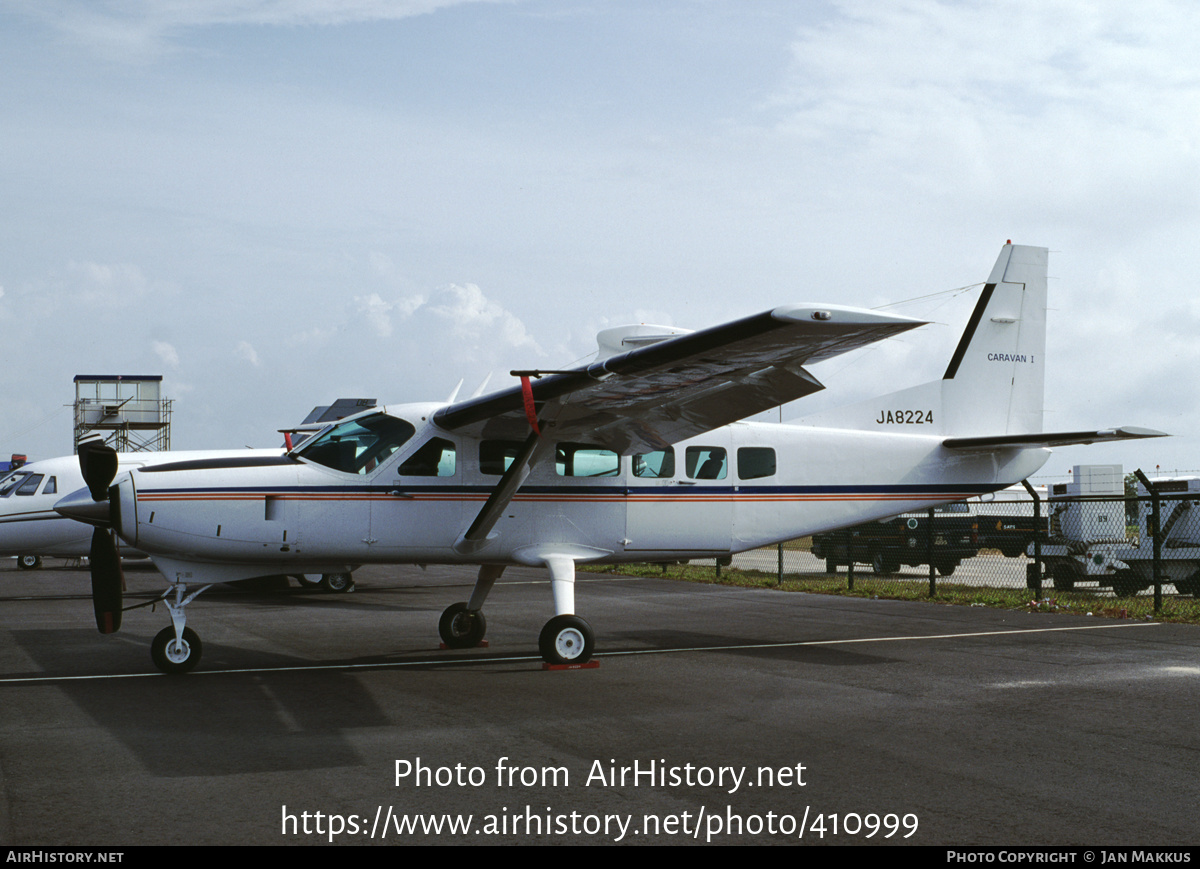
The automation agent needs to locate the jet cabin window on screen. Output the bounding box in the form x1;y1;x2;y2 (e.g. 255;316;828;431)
556;443;619;477
685;447;727;480
399;438;456;477
16;474;44;496
0;472;31;497
633;448;675;479
297;413;416;475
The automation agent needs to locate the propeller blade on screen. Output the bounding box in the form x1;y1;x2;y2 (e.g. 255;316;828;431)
78;439;118;502
90;527;123;634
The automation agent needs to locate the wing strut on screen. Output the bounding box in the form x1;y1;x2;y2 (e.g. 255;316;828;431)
453;430;545;555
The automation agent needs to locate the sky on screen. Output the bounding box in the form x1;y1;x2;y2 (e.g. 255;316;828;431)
1;0;1198;483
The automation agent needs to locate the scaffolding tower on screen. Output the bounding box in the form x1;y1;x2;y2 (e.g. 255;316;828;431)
73;375;172;453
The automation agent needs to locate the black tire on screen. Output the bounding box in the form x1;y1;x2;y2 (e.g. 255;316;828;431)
935;560;958;577
1051;564;1078;591
1111;572;1147;598
438;602;487;648
1174;571;1200;596
538;615;594;665
320;573;354;593
18;555;42;570
151;626;202;675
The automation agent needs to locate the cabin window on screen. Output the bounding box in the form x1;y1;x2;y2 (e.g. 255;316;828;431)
685;447;727;480
400;438;457;477
0;472;30;497
633;449;675;479
737;447;776;480
480;440;525;475
556;443;619;477
297;413;416;475
43;476;56;495
16;474;44;496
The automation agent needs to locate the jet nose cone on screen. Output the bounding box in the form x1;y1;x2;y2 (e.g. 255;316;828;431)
54;487;111;526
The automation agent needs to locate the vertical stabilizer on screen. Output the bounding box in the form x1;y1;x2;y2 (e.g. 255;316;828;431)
794;242;1048;437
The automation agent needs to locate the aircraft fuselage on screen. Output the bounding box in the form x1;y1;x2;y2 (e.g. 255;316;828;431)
106;404;1047;580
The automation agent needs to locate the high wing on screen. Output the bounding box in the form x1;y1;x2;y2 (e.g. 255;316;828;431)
434;304;926;453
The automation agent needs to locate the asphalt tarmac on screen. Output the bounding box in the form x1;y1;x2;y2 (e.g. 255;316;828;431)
1;558;1197;846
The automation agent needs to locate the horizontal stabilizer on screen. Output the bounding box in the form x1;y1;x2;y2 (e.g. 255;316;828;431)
943;426;1167;450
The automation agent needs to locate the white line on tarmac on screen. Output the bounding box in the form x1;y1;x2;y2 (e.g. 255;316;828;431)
0;621;1160;684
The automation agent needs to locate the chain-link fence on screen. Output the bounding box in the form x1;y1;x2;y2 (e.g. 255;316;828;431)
690;478;1200;612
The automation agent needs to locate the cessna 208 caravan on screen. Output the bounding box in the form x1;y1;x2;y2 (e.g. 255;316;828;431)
55;243;1163;673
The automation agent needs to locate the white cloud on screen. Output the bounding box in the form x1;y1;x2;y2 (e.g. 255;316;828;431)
11;0;514;61
236;340;260;366
772;0;1200;233
152;340;180;369
426;283;542;354
354;291;425;338
66;261;154;307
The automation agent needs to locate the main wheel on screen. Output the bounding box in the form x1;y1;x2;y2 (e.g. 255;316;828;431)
439;602;487;648
320;572;354;593
936;560;958;577
538;615;594;665
151;626;203;675
18;555;42;570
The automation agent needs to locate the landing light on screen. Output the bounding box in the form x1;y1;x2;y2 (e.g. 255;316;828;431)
811;311;832;321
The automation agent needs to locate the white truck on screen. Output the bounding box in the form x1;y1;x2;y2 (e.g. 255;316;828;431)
1036;464;1200;596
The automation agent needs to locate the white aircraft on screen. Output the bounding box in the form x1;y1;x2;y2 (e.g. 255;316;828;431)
55;243;1164;673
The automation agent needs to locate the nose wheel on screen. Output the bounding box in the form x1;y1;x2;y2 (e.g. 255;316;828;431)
149;582;211;674
151;626;202;674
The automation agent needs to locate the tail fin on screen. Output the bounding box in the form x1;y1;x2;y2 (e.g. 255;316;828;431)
795;242;1048;437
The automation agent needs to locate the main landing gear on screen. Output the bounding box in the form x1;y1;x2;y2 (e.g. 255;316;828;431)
436;560;596;666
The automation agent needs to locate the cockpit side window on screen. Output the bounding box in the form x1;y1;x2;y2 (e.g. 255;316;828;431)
297;413;416;475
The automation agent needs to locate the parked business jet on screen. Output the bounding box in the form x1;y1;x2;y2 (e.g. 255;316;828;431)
56;243;1164;673
2;401;375;582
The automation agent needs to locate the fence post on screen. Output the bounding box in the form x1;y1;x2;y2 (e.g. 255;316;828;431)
1134;469;1162;613
1021;479;1042;597
847;532;855;591
777;543;784;586
927;507;936;596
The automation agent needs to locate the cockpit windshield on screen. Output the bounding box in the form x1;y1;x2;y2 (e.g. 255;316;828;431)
295;413;415;475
